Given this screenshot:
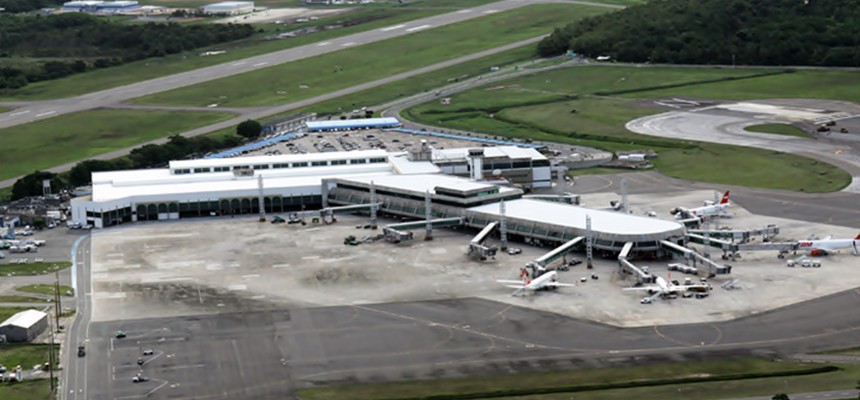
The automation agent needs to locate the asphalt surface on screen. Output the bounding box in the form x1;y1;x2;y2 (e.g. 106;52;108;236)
567;171;860;228
62;235;92;400
75;289;860;399
733;390;860;400
625;104;860;193
0;0;623;130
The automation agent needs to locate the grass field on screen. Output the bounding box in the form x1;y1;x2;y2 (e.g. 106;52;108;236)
15;285;74;297
0;307;34;322
0;8;446;101
745;123;812;138
134;4;611;107
0;344;58;400
404;65;854;192
0;262;72;277
0;295;47;303
299;358;857;400
0;110;232;182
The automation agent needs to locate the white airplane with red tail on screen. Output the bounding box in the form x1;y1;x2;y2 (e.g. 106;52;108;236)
496;268;575;296
671;191;732;220
623;276;711;304
797;234;860;256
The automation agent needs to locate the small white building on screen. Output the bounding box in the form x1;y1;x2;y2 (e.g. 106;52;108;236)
202;1;254;15
0;309;48;343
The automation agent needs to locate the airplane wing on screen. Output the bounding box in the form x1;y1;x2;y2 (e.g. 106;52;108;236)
496;279;524;285
544;282;575;288
623;286;657;291
503;285;526;289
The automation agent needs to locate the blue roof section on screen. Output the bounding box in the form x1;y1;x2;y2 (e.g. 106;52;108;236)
390;128;545;149
306;118;401;131
206;133;299;159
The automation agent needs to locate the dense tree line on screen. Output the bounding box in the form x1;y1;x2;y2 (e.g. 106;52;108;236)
538;0;860;67
0;0;63;13
0;13;255;89
13;134;244;199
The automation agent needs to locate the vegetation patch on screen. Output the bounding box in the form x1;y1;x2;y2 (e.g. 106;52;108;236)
0;295;46;303
744;123;812;138
403;65;853;192
0;262;72;277
0;109;233;183
134;4;610;107
538;0;860;67
299;359;843;400
15;284;74;297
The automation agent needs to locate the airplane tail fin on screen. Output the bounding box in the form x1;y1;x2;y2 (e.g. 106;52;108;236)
521;268;531;286
854;233;860;240
719;191;731;205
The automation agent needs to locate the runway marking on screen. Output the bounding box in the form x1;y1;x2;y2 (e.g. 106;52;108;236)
9;110;30;116
231;340;246;380
340;42;355;47
482;9;498;14
36;111;56;117
231;61;246;66
379;24;405;32
242;274;260;279
252;62;269;67
406;24;432;32
652;324;722;347
272;263;291;268
316;41;330;46
456;9;472;13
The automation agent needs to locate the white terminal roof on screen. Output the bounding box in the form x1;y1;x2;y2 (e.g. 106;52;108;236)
205;1;254;7
0;309;46;329
169;149;390;170
469;199;684;236
92;163;393;202
305;117;400;130
343;174;517;195
389;156;441;175
433;146;546;161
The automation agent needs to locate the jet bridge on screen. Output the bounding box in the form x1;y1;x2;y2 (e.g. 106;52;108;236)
688;224;780;244
468;221;499;261
533;237;584;267
382;217;465;243
617;242;654;284
660;240;732;276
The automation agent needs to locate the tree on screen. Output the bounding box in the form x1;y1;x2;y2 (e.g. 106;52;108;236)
69;159;117;187
11;171;65;200
772;394;790;400
236;119;262;140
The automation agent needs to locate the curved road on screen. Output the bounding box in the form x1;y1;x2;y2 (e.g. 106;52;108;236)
626;105;860;193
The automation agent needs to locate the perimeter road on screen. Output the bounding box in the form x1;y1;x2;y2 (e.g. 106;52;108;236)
62;235;93;400
0;0;623;130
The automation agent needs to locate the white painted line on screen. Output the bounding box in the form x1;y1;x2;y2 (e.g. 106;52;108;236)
483;9;498;14
406;24;431;32
272;263;291;268
252;62;269;67
456;9;471;13
10;110;30;116
242;274;260;279
380;24;405;32
36;111;56;117
317;41;330;46
232;61;246;66
341;42;355;47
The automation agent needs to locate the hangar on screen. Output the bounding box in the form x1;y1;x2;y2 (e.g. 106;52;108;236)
202;1;255;15
0;309;48;343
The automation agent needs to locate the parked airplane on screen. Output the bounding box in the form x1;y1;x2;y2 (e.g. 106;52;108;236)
797;233;860;256
670;191;731;220
624;276;710;304
497;268;575;296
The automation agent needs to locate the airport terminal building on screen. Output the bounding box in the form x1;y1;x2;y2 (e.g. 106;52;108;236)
71;146;685;252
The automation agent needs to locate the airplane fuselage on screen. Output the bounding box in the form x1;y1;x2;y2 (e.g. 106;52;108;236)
527;270;560;290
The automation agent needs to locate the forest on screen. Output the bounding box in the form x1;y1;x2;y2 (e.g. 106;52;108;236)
537;0;860;67
0;13;255;90
0;0;63;13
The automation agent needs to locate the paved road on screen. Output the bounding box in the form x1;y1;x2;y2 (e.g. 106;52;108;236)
61;235;92;400
0;0;623;130
625;104;860;193
732;390;859;400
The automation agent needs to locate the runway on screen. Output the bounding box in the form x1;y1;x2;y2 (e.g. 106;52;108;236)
0;0;623;131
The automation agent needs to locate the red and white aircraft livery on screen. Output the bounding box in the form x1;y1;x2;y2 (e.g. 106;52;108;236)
497;268;575;296
671;191;731;220
797;234;860;256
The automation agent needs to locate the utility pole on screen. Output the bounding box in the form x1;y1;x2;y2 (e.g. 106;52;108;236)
48;312;56;395
54;270;61;331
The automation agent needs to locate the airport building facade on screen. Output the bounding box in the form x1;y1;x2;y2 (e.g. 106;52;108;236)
0;309;48;343
202;1;255;15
